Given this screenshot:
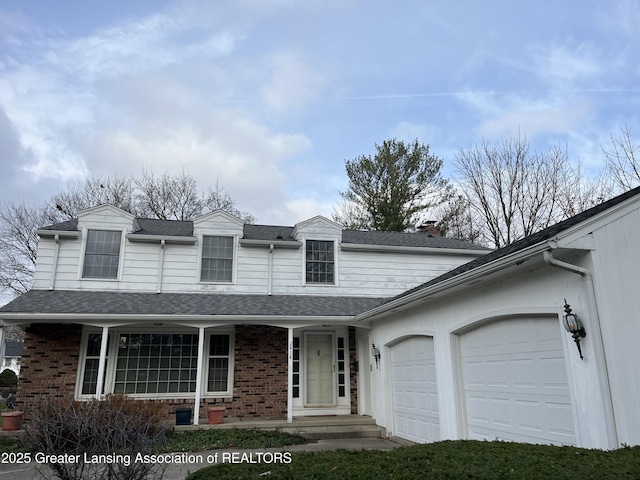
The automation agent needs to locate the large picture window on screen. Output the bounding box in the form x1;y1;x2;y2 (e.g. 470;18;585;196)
201;236;234;282
306;240;334;284
114;333;198;395
83;230;122;279
78;330;233;398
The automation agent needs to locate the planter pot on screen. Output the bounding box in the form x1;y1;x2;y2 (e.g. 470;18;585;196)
208;406;225;425
1;411;23;431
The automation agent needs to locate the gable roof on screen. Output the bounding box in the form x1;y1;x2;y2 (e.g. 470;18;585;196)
381;185;640;308
0;290;386;318
39;211;487;251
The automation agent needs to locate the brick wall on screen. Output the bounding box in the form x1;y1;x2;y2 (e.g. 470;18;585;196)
19;323;83;416
220;325;288;419
17;323;289;422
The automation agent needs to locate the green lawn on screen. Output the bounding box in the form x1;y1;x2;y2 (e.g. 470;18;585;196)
186;440;640;480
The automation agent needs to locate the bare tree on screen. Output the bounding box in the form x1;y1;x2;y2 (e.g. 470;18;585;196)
603;125;640;192
0;170;254;305
454;135;609;249
0;202;62;296
53;173;135;219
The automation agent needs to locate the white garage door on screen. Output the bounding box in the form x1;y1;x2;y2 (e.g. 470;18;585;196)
391;336;440;443
459;317;576;445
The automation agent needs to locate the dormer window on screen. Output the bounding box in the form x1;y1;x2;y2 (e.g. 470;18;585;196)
83;230;122;279
306;240;335;284
201;236;234;282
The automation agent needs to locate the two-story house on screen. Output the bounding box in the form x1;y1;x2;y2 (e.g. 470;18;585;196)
0;204;487;424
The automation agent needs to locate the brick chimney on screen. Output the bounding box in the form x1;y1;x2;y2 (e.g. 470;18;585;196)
416;220;441;236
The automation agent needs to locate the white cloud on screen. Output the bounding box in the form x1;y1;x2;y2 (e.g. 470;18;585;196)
528;41;604;85
260;50;327;114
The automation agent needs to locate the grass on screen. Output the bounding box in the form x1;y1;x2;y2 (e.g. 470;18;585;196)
165;428;307;452
186;440;640;480
0;427;306;455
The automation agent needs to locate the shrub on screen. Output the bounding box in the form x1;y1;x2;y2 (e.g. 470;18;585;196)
25;395;169;480
0;369;18;388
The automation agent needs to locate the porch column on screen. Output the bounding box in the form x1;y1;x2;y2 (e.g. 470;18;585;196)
193;326;205;426
95;326;109;400
287;327;293;423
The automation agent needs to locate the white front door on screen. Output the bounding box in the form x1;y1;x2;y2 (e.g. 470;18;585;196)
306;334;334;405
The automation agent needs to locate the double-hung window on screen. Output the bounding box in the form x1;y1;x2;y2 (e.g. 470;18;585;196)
201;236;234;282
83;230;122;279
208;334;231;393
305;240;334;284
81;333;109;395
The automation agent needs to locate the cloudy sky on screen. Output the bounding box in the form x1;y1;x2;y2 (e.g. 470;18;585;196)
1;0;639;225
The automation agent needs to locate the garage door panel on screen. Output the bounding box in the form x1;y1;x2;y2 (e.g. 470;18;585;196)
391;336;440;443
460;317;576;446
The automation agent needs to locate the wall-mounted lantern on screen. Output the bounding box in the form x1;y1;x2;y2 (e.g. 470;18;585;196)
563;299;586;360
371;343;381;369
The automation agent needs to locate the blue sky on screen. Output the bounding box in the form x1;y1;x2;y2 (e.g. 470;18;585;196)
1;0;639;225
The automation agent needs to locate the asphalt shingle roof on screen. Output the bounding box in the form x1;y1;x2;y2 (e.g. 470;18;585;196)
40;218;79;231
389;185;640;304
133;218;194;237
0;290;386;317
342;229;487;250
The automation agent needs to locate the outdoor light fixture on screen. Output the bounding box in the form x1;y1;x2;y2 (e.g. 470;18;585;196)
371;343;381;369
563;299;586;360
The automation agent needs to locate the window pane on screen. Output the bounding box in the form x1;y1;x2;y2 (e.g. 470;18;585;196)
114;333;198;396
201;236;233;282
305;240;334;284
83;230;121;279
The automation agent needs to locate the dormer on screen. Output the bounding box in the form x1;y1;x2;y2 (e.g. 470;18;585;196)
193;210;245;284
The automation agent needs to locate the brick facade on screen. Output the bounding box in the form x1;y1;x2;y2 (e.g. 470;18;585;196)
18;323;289;422
19;323;83;416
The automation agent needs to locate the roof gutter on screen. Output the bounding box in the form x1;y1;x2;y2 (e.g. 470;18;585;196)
35;230;80;238
340;242;489;256
239;239;301;249
125;234;196;244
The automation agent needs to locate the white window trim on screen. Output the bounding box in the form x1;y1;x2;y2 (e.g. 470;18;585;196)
197;234;238;285
78;227;126;282
301;238;339;287
75;327;235;400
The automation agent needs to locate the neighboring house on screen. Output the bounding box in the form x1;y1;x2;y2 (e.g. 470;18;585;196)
1;341;23;377
359;185;640;450
0;204;486;424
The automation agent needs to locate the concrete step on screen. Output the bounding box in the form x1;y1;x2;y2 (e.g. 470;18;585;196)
295;426;383;440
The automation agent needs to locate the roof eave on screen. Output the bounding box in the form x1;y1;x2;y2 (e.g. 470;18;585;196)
239;239;302;248
125;233;196;244
35;230;80;238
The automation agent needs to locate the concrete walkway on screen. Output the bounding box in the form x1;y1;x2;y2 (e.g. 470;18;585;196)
0;437;401;480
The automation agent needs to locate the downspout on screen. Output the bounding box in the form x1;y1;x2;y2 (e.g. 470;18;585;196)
268;244;274;296
49;234;60;290
157;239;165;293
542;249;618;447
